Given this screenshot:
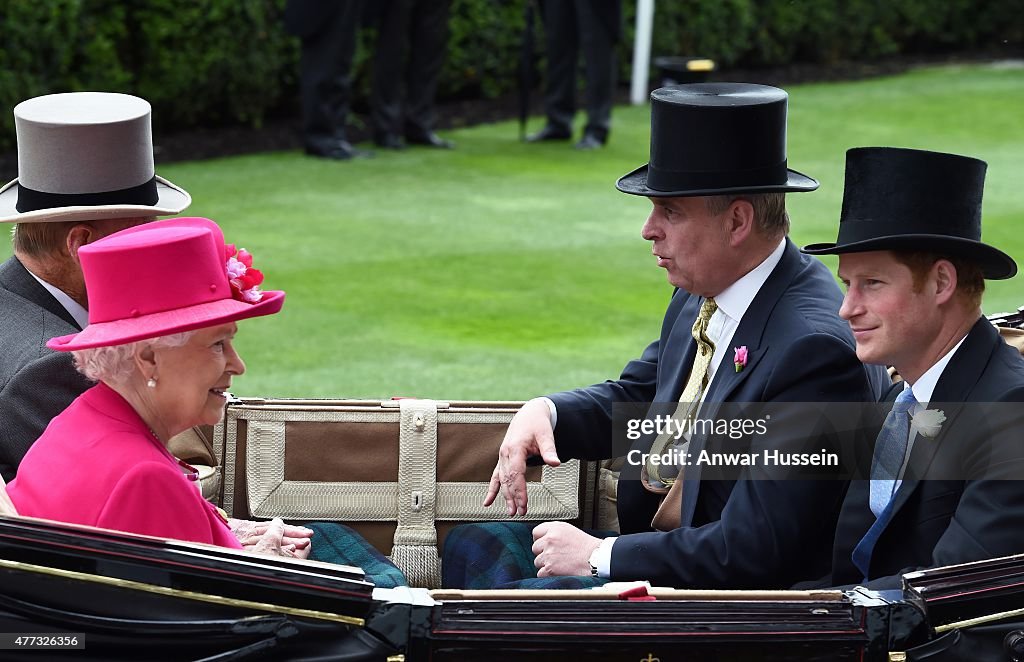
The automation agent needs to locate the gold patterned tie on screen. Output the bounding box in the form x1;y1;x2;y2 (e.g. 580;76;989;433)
679;297;719;406
644;297;718;490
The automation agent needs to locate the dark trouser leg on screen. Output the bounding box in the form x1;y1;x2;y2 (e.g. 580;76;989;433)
299;0;364;150
403;0;451;138
370;0;413;141
575;0;618;142
539;0;578;134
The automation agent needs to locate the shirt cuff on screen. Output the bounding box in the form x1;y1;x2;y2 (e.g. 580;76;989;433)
539;396;557;430
591;536;616;578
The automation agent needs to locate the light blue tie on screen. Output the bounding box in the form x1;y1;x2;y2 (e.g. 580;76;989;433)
852;387;918;578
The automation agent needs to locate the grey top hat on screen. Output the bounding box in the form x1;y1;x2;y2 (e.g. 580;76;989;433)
0;92;191;224
616;83;819;197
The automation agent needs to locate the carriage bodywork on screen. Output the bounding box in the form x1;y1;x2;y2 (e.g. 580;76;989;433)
3;513;1024;660
4;319;1024;659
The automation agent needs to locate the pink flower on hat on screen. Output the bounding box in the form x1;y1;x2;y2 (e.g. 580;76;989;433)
226;256;246;279
734;345;748;373
225;245;265;304
240;286;263;304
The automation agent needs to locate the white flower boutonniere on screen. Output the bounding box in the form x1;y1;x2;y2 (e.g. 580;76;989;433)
910;408;946;438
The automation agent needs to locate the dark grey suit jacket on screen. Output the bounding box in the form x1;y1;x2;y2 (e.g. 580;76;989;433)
0;256;91;481
829;318;1024;589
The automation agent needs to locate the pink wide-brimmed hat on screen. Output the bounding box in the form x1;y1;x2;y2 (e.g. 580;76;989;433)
47;217;285;351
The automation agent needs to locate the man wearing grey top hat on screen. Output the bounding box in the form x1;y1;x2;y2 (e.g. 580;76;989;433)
442;84;887;590
0;92;191;481
802;147;1024;589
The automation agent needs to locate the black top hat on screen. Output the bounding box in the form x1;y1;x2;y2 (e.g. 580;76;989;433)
616;82;819;197
802;147;1016;280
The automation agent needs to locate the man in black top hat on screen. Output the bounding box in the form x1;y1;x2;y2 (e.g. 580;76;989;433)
442;83;886;590
802;147;1024;589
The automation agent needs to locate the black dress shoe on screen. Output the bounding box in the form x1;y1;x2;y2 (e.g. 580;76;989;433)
574;133;606;150
526;124;572;143
374;133;406;150
405;130;454;149
305;141;374;160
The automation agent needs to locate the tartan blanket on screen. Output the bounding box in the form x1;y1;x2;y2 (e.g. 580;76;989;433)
307;522;408;588
442;521;611;590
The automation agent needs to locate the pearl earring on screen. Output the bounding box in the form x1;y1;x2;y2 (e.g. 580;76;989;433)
146;378;157;388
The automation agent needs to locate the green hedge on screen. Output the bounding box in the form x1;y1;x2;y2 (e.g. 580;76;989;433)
0;0;1020;149
0;0;295;149
629;0;1023;69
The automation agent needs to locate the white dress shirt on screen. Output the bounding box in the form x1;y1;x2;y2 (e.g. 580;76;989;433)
27;269;89;330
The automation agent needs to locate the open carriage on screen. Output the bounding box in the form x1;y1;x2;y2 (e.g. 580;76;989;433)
3;313;1024;660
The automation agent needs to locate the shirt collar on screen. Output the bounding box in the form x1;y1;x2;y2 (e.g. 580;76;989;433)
25;268;89;330
906;333;970;405
712;238;786;325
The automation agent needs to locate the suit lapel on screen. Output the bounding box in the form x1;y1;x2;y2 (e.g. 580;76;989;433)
649;292;699;526
679;240;802;527
884;319;994;520
659;293;702;403
671;294;704;527
834;478;875;575
927;317;995;403
835;384;899;569
702;240;801;406
0;255;82;330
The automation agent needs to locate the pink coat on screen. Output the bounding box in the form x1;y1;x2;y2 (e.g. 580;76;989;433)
7;382;241;549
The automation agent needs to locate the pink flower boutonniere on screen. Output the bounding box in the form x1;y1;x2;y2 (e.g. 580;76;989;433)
224;243;265;303
734;345;748;373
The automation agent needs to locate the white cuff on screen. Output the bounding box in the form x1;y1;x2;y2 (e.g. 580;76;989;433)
539;396;557;430
590;536;616;578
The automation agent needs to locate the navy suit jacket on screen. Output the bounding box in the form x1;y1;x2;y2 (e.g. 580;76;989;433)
829;318;1024;589
550;239;887;588
0;256;91;481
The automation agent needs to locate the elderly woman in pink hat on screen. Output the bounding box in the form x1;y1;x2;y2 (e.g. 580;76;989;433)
6;217;297;553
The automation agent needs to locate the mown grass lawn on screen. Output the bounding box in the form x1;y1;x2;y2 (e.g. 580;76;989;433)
5;63;1022;399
